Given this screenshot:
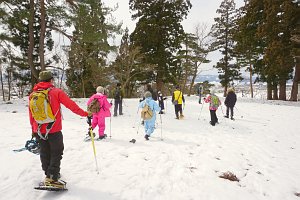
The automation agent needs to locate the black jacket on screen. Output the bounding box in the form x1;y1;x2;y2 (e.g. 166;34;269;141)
224;91;237;107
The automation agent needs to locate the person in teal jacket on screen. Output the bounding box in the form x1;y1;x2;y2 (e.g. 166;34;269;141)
138;91;161;140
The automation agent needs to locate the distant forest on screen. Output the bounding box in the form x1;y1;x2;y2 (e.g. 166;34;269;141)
0;0;299;101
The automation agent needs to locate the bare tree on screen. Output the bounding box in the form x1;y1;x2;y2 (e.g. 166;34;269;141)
187;23;211;96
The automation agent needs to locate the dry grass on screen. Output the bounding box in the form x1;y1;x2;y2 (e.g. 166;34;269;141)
219;171;240;182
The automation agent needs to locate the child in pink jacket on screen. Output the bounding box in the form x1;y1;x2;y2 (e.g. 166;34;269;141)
87;86;112;140
204;90;221;126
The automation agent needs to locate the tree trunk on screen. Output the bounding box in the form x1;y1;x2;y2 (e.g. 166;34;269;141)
188;62;197;96
7;67;12;101
290;57;300;101
39;0;46;71
28;0;38;86
249;63;253;98
273;83;278;100
224;85;228;97
279;80;286;100
0;65;5;101
267;82;272;100
81;76;86;98
156;72;163;93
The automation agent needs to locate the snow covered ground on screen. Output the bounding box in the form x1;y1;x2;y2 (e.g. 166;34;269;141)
1;95;300;200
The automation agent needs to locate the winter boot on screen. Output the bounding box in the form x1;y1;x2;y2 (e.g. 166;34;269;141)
144;134;149;140
224;115;229;118
44;177;66;189
97;134;107;140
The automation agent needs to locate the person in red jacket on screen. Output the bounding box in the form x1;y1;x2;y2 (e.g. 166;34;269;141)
29;70;91;188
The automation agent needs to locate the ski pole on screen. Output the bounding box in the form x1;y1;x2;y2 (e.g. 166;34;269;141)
136;107;141;135
110;100;112;138
198;102;204;120
87;118;100;174
109;116;112;138
160;113;163;140
220;105;224;115
234;106;243;118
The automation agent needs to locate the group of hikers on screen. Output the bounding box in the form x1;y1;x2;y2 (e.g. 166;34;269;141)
28;70;237;189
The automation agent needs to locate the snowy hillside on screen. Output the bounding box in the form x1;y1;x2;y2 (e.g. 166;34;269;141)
1;96;300;200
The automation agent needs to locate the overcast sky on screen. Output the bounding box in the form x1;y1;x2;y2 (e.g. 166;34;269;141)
102;0;245;75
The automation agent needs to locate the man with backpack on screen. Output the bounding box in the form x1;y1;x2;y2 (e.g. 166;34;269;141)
29;70;91;189
204;89;221;126
139;91;161;140
112;83;124;116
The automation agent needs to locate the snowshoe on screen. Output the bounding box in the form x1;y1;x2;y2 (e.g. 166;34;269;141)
96;134;107;141
84;130;97;142
84;135;92;142
35;178;67;191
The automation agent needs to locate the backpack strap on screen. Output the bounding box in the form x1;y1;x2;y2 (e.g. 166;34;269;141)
37;122;55;140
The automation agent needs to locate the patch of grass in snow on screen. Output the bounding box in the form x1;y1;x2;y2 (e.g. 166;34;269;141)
219;171;240;182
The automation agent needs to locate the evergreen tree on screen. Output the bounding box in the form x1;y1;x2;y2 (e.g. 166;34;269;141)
210;0;242;97
129;0;192;91
288;3;300;101
234;0;264;98
66;0;120;98
258;0;298;100
0;0;55;86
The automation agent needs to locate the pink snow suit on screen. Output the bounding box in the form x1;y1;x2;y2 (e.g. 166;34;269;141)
87;93;112;137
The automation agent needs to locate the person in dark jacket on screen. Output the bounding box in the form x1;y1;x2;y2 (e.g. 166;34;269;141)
112;83;124;116
224;88;237;120
157;91;167;114
29;70;91;188
143;84;157;101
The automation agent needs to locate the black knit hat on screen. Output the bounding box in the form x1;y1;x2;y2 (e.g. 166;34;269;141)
39;70;53;81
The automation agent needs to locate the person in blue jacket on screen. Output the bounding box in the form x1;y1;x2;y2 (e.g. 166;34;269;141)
139;91;161;140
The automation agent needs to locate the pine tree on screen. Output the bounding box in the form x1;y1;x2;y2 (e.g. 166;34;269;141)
234;0;265;98
66;0;121;97
1;0;55;86
289;3;300;101
129;0;192;91
258;0;298;100
210;0;242;97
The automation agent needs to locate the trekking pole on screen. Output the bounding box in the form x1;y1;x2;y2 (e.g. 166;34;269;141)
109;116;112;138
136;107;141;135
220;105;225;115
110;100;112;138
87;117;100;174
160;113;163;140
235;106;243;118
197;102;204;120
164;98;167;114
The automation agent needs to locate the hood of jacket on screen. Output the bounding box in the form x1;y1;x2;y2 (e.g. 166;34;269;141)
33;82;54;91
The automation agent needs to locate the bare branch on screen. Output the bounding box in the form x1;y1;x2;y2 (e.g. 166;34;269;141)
47;26;73;41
